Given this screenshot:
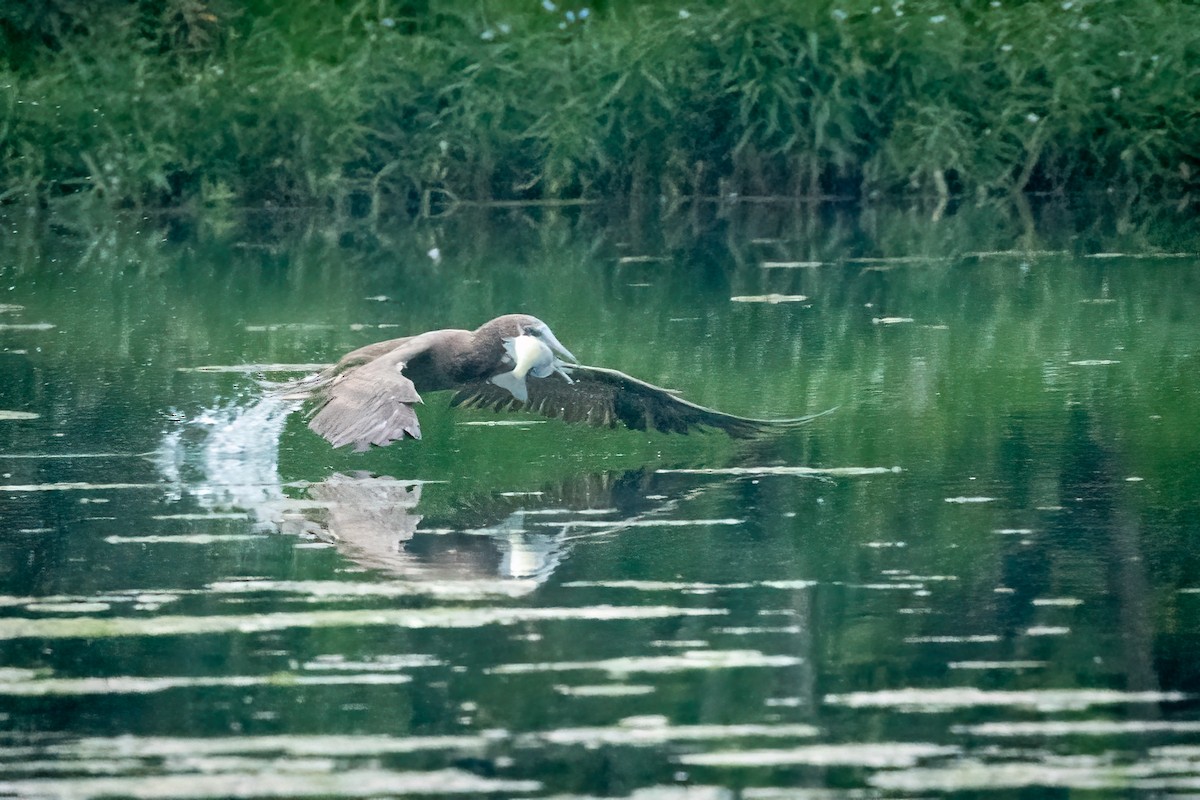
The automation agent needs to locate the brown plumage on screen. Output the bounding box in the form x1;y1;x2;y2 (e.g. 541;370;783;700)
280;314;825;451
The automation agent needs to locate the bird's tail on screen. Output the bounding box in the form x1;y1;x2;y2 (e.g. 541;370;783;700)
260;370;331;400
490;369;529;403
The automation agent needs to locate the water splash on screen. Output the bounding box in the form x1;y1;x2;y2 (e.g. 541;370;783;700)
154;394;299;526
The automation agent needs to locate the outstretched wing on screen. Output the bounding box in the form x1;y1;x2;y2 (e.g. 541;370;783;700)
451;364;827;438
308;344;425;451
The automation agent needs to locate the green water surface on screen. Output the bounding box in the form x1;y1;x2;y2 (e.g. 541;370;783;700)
1;199;1199;798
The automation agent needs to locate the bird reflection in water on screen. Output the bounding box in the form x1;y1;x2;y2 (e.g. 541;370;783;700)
288;468;690;587
289;473;567;585
156;398;695;590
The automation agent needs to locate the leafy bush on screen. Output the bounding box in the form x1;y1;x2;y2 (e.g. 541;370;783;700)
2;0;1197;208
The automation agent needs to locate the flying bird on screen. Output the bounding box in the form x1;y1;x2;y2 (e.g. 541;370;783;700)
280;314;822;451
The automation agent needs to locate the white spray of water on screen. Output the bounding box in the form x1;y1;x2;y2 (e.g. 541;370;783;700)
155;394;300;528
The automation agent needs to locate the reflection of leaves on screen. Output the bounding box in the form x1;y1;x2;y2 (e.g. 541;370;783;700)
422;469;665;533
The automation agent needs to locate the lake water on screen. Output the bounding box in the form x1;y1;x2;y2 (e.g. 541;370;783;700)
1;198;1199;798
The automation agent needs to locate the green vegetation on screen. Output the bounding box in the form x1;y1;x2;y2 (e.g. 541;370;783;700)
2;0;1199;209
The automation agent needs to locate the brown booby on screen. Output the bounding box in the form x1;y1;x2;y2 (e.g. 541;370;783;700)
282;314;819;451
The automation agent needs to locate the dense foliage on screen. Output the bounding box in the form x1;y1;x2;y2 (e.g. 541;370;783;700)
2;0;1198;209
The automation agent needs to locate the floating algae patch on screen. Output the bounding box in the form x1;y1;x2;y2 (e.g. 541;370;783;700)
1025;626;1071;636
847;256;943;265
544;518;743;528
207;579;539;601
678;742;958;768
488;649;801;677
948;661;1048;670
954;720;1200;737
824;688;1190;712
563;580;817;592
106;534;262;545
243;323;340;332
24;602;112;614
847;583;925;591
730;294;809;304
151;512;252;520
0;410;39;421
617;255;670;263
0;322;55;331
0;605;724;640
0;672;413;697
565;580;754;591
530;721;820;747
34;733;501;759
657;466;900;477
880;572;958;582
303;654;442;671
0;482;163;492
869;760;1136;793
178;363;330;373
712;625;803;635
960;250;1065;260
0;769;540;799
0;757;143;776
553;684;657;697
0;592;182;612
1;451;152;459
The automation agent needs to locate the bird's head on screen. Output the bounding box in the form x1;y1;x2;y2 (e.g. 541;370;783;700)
486;314;578;364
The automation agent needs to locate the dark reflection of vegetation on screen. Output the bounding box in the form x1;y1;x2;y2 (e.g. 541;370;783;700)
3;0;1199;208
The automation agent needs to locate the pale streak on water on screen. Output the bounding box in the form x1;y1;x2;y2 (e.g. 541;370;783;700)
177;363;332;373
0;322;56;331
487;650;804;676
657;466;901;477
729;294;809;304
678;742;960;768
0;769;542;799
0;603;724;641
823;688;1190;712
